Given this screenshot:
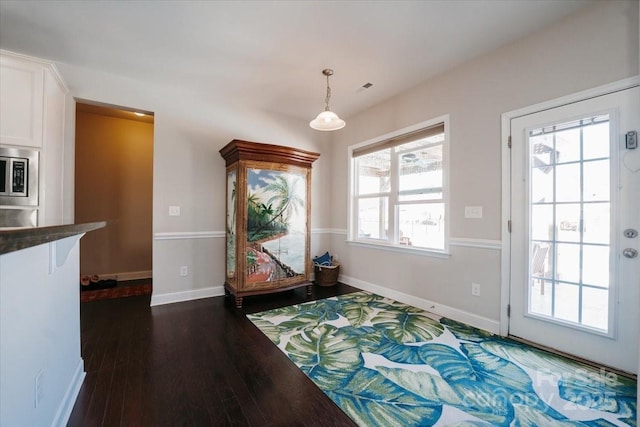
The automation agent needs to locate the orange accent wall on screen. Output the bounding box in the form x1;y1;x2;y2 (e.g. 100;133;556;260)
75;107;153;278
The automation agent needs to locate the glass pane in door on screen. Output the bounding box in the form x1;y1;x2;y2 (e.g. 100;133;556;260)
528;114;611;332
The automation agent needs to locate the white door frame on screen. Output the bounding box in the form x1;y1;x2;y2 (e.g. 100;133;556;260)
499;75;640;337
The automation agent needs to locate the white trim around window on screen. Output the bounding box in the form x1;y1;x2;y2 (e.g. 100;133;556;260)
347;115;450;257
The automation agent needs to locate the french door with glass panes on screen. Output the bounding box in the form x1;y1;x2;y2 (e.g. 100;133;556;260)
509;86;639;374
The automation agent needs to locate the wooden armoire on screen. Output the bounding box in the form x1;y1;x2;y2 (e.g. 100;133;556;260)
219;140;320;308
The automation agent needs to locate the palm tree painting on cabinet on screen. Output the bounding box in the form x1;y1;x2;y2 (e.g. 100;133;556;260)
245;168;307;283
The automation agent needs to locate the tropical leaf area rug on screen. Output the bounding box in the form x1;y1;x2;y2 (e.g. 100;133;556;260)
247;291;637;427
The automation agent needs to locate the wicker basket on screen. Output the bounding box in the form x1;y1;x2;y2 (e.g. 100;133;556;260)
314;261;340;286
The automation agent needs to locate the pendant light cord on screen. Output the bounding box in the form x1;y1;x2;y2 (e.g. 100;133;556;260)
324;74;332;111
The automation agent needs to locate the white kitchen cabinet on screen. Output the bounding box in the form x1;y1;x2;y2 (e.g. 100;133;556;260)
0;53;44;147
0;50;68;226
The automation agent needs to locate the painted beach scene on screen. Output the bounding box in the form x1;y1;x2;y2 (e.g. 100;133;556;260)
244;168;307;284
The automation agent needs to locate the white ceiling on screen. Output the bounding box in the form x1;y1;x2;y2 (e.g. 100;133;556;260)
0;0;596;122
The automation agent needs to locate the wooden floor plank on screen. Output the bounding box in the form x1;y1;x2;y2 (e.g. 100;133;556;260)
68;284;358;426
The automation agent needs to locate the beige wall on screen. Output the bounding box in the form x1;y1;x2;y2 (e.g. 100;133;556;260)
57;62;332;304
55;0;637;310
329;0;639;325
75;108;153;278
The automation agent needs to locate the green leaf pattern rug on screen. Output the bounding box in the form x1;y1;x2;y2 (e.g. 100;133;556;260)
247;291;637;426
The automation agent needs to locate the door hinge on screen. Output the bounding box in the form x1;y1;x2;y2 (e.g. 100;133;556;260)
508;135;512;149
507;304;511;317
508;220;512;233
626;130;637;149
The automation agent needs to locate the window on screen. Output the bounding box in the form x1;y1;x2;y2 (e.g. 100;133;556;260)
349;118;448;253
528;114;611;331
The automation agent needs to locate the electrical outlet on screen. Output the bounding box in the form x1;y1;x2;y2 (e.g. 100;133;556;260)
471;283;481;297
180;266;188;276
35;370;44;408
169;205;181;216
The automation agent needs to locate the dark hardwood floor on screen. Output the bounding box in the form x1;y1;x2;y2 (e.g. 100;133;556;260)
67;284;360;427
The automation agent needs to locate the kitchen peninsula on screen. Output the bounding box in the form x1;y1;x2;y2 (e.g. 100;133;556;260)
0;222;105;427
0;222;106;254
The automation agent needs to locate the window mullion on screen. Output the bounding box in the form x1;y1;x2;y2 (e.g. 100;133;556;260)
357;192;391;199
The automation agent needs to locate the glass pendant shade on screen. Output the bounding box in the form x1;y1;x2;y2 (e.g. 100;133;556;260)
309;110;346;131
310;68;346;131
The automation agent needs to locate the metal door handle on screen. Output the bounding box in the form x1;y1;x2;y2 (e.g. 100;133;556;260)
623;248;638;258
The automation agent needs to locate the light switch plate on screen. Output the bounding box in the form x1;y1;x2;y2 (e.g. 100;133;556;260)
169;205;181;216
465;206;483;219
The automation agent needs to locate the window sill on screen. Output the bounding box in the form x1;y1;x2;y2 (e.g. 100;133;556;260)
345;239;451;259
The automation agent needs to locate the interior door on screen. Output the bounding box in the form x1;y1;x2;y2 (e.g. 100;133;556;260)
509;86;639;374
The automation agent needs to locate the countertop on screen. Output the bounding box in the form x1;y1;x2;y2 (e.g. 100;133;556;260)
0;222;106;255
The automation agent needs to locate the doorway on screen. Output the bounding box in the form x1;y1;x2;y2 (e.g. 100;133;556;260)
504;83;639;374
75;102;154;299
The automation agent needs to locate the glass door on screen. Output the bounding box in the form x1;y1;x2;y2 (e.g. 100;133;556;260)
509;86;639;373
528;114;612;331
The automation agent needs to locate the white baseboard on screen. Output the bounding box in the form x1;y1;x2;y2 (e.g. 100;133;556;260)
150;286;224;306
52;358;85;427
339;274;500;335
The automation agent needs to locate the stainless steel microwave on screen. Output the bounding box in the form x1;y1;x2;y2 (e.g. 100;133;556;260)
0;147;39;206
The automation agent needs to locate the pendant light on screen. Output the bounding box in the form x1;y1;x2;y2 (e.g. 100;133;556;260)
309;68;346;131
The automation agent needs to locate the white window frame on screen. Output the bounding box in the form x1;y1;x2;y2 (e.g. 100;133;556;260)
347;115;450;257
